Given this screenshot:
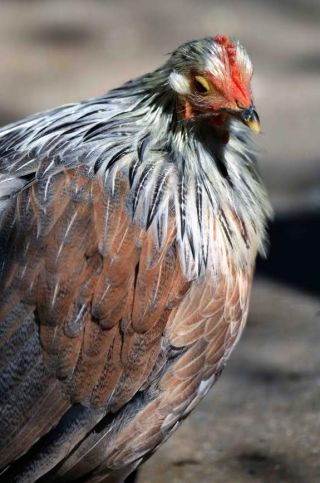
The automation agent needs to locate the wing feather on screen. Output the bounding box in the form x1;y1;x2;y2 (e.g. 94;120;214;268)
0;160;253;481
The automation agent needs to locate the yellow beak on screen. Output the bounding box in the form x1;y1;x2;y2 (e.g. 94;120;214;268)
239;106;261;133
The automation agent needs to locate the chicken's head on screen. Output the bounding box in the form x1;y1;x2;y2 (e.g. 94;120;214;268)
168;35;260;134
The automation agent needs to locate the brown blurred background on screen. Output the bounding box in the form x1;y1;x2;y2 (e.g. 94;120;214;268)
0;1;319;482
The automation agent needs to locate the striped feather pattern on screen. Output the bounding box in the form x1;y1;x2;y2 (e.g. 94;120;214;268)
0;37;271;482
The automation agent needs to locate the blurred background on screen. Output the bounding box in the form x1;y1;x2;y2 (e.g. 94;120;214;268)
0;1;319;481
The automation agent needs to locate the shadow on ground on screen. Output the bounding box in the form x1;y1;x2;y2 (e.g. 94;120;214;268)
257;209;320;297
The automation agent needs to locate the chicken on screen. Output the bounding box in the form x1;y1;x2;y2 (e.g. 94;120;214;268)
0;35;271;482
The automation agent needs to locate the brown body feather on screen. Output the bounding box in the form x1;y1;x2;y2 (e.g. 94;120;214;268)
0;165;251;481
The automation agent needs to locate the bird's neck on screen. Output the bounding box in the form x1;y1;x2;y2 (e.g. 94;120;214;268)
103;69;272;279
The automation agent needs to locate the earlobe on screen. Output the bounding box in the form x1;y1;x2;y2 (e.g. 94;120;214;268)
184;99;195;119
169;71;190;95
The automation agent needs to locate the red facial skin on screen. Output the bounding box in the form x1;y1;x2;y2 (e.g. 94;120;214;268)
181;35;252;144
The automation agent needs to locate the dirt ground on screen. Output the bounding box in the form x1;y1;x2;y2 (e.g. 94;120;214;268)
0;1;319;482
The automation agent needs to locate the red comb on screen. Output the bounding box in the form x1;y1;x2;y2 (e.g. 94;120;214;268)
214;35;230;47
213;34;249;105
214;35;237;66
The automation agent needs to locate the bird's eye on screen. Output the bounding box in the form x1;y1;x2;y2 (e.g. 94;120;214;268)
194;76;211;95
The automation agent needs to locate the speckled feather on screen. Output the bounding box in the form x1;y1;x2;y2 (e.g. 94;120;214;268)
0;37;271;482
